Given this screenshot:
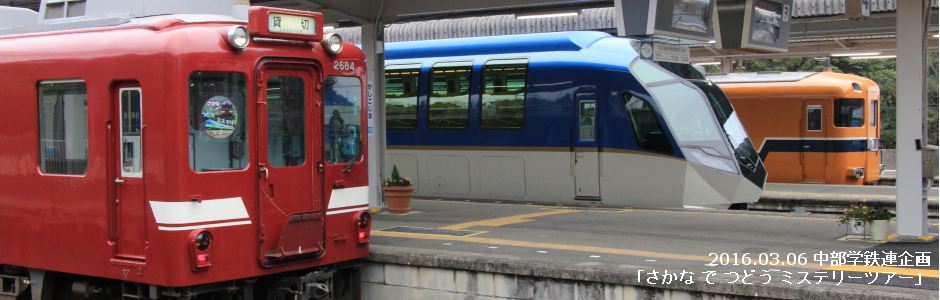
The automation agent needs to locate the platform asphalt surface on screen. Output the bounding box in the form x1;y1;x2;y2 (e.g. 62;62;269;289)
370;199;939;296
764;183;939;200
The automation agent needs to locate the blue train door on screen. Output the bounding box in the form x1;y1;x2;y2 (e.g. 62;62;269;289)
574;93;600;198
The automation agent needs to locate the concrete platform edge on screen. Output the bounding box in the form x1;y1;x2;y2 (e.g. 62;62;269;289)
753;195;939;217
887;234;939;243
365;245;937;300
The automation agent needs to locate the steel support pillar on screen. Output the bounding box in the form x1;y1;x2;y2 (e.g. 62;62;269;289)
892;0;933;242
720;58;733;73
613;0;626;36
361;21;387;211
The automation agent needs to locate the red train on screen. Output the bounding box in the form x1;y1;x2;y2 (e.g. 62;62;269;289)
0;5;370;300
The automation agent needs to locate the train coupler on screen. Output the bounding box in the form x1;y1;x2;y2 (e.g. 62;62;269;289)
270;271;333;300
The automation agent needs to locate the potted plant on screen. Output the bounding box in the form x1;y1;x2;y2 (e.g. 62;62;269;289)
382;165;414;214
868;209;893;241
838;201;872;235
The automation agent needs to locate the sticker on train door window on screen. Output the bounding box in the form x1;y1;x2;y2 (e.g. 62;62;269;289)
202;96;238;139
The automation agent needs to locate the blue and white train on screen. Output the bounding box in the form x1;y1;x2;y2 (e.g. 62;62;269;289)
382;31;766;209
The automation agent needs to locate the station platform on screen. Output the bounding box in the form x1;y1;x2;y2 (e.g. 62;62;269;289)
872;170;937;186
757;183;940;216
366;199;938;300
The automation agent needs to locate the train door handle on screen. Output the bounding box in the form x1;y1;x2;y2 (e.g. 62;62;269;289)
114;178;125;183
259;167;269;179
803;145;810;148
575;153;584;157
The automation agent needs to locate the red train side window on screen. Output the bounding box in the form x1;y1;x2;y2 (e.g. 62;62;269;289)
38;80;88;175
188;72;249;172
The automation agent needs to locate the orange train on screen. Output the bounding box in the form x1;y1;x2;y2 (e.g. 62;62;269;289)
708;71;882;185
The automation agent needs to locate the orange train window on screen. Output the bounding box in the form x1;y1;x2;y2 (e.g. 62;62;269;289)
834;98;864;128
807;105;822;131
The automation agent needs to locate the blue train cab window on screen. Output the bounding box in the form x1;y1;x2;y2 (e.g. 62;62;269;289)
481;59;527;129
385;64;420;130
188;72;248;172
429;61;472;129
631;60;679;85
324;76;363;164
622;93;673;153
38;80;88;175
834;98;864;127
266;76;305;167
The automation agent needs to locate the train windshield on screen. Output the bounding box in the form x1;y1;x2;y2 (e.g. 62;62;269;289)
645;83;738;173
652;61;766;187
690;80;761;170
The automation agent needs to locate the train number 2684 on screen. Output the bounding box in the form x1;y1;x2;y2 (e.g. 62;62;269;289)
334;61;355;71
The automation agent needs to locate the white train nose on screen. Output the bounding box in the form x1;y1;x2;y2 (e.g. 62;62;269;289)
681;163;764;208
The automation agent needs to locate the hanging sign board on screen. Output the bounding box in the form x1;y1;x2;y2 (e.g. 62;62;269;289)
713;0;793;53
845;0;871;19
615;0;715;42
639;41;691;64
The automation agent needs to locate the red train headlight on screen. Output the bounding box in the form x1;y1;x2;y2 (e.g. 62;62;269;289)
194;231;212;251
321;33;343;55
357;212;370;229
226;25;250;49
353;211;370;244
188;230;213;271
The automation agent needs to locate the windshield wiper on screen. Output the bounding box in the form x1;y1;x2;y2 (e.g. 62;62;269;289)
342;139;363;173
679;144;729;158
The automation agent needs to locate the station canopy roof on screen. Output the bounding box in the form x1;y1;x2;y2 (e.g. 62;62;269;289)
2;0;937;59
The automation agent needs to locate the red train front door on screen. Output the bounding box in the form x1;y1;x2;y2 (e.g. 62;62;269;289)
256;63;325;264
113;86;147;260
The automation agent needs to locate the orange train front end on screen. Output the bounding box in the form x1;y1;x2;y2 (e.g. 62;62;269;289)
708;71;881;185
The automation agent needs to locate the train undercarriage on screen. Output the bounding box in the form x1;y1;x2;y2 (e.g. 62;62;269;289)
0;261;360;300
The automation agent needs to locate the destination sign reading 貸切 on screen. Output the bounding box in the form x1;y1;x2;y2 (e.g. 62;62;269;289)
268;13;316;35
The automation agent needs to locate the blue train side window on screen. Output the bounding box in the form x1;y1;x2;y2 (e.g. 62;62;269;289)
38;80;88;175
622;93;673;153
834;98;864;127
481;59;527;129
429;61;472;129
385;64;420;130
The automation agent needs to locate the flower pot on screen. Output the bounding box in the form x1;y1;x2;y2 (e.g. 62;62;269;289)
383;186;414;214
870;219;890;241
849;219;866;235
